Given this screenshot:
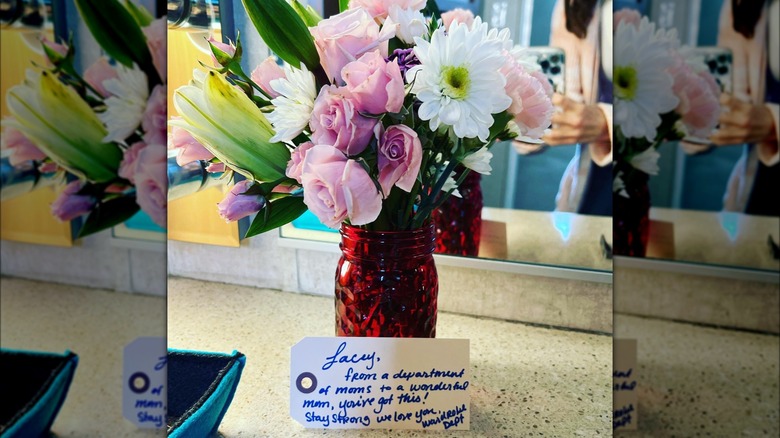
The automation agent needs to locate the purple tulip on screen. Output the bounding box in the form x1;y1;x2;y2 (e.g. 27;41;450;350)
51;181;96;222
217;180;264;222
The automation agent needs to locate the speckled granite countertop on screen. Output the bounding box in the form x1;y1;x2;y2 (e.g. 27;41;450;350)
167;277;613;437
0;276;166;437
614;313;779;437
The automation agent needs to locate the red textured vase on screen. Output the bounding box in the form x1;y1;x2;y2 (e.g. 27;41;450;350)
432;169;483;257
613;174;651;257
335;224;438;338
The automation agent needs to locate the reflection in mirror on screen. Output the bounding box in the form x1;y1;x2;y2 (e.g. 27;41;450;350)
280;0;613;273
616;0;779;272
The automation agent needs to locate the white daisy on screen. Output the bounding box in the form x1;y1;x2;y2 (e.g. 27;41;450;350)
100;64;149;143
461;147;493;175
267;63;317;143
613;18;679;141
629;147;660;175
407;17;512;142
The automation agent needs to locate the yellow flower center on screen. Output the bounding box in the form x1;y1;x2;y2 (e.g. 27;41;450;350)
442;65;471;100
615;65;639;100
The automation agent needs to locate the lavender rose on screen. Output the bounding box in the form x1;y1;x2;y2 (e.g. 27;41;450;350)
2;125;46;166
134;146;167;228
118;141;147;184
142;85;167;145
342;50;405;115
251;57;285;98
83;57;118;97
168;117;215;166
310;8;395;84
301;145;382;228
376;125;423;195
285;141;315;184
310;85;377;156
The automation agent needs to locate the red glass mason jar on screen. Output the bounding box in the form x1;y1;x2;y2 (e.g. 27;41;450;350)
335;223;438;338
432;168;483;257
613;173;651;257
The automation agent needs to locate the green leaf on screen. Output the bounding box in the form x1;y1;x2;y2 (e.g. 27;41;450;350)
242;0;320;71
423;0;442;20
339;0;350;13
124;0;153;27
73;0;157;83
488;111;513;142
77;195;140;238
245;196;307;238
291;0;322;26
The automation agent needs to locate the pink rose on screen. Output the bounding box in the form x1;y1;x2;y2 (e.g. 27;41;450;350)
614;8;642;28
310;85;377;155
142;84;167;145
2;125;46;166
310;8;396;84
217;179;265;222
40;36;67;58
133;145;167;228
342;50;405;115
301;145;382;227
168;118;215;166
441;8;475;31
118;141;147;184
207;36;236;67
51;181;95;222
348;0;426;20
251;57;285;98
143;18;167;81
501;57;554;140
84;57;119;97
286;141;315;183
376;125;422;195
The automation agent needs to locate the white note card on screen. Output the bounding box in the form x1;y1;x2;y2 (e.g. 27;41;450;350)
290;337;470;430
613;339;638;431
123;337;166;429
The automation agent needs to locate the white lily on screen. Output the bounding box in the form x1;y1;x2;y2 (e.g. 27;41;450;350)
629;147;661;176
4;69;121;182
171;70;291;182
461;147;493;175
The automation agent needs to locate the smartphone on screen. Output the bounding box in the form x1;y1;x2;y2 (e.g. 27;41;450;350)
525;46;566;95
682;47;733;144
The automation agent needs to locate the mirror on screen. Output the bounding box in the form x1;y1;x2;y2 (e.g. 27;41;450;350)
628;0;779;272
279;0;613;273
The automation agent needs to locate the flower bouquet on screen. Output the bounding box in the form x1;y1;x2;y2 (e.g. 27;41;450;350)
172;0;553;337
1;0;167;237
612;10;721;256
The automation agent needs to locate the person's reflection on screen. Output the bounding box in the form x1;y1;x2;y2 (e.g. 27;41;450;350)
684;0;779;216
513;0;613;216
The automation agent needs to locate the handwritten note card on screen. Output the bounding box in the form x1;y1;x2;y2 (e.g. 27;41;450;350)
613;339;637;431
123;337;166;429
290;337;470;430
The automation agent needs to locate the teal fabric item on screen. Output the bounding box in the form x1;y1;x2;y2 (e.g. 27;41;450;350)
292;210;338;233
167;349;246;437
0;349;78;438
